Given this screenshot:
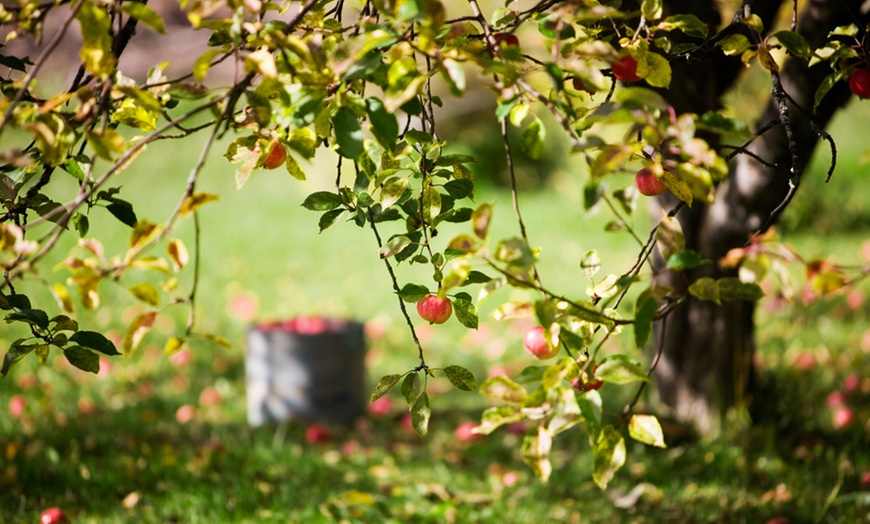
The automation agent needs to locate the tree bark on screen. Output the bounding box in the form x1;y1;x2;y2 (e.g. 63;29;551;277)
653;0;866;434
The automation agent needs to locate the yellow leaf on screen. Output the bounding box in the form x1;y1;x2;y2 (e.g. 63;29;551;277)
167;239;189;271
123;311;157;355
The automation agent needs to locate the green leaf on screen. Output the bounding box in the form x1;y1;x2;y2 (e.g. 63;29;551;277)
689;276;721;303
63;346;100;374
641;51;671;88
371;374;402;402
440;58;465;96
422;187;441;223
245;90;271;127
397;283;430;303
129;283;160;306
444;179;474;199
61;158;86;181
51;315;78;332
106;201;137;227
592;425;626;489
410;391;430;437
302;191;342;211
578;389;602;437
718;278;764;301
6;309;50;330
283;153;306;181
318;209;344;232
365;98;399;150
661;171;693;207
666;249;710;270
657;14;709;39
287;127;318;159
633;289;658;348
76;1;117;77
70;330;120;356
476;406;523;435
542;357;579;389
628;414;666;448
522;426;553;482
452;296;479;329
595;355;648;385
444;365;477;391
641;0;662;21
717;34;752;56
548;387;583;435
1;343;36;378
814;70;847;110
380;177;409;209
193;49;223;82
401;371;421;404
120;3;166;33
480;375;528;404
521;116;545;160
378;235;412;259
332;107;364;159
495;237;536;268
73;213;90;237
0;293;31;310
771;31;811;59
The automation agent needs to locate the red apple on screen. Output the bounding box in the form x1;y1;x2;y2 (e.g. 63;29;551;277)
612;54;640;82
305;423;333;444
9;395;25;418
260;142;287;169
417;295;452;324
849;68;870;99
455;421;483;442
492;32;519;48
40;507;68;524
832;406;854;429
826;391;845;408
369;395;393;417
524;326;559;359
635;167;667;196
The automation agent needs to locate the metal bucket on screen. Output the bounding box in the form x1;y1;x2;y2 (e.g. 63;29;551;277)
245;318;366;427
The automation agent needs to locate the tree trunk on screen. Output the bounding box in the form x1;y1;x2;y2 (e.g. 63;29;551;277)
653;0;866;434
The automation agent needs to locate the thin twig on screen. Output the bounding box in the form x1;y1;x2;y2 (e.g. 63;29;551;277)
367;209;428;370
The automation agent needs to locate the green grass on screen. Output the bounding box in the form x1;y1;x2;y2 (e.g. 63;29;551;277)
2;99;870;522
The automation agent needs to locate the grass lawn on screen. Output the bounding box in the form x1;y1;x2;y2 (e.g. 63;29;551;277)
2;95;870;522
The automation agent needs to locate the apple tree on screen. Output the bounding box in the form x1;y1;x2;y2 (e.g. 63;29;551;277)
2;0;869;486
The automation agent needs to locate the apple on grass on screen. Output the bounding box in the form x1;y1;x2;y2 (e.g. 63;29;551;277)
635;167;667;196
417;295;452;324
40;508;68;524
305;423;333;444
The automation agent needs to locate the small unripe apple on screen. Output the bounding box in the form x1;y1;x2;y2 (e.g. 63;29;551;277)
612;54;640;82
40;507;68;524
635;167;667;196
492;32;519;48
261;143;287;169
417;295;452;324
849;68;870;99
524;326;559;359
